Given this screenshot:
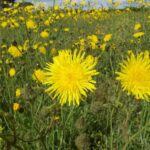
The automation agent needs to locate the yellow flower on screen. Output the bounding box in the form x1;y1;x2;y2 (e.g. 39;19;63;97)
23;40;29;51
1;22;7;28
26;20;36;29
100;43;106;51
5;58;13;64
133;32;145;38
54;5;59;10
103;34;112;42
87;35;98;43
134;23;141;31
8;45;22;58
53;116;60;121
80;1;86;5
44;20;50;26
44;50;99;106
116;51;150;100
9;68;16;77
80;39;85;45
40;31;49;38
128;0;135;3
51;48;58;56
32;42;41;50
16;88;21;98
13;103;20;112
32;69;45;83
38;46;46;54
63;28;70;32
90;42;96;50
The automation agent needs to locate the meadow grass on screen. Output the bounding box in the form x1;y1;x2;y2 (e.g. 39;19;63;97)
0;4;150;150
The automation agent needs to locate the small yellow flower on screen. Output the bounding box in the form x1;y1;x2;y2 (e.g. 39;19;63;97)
53;116;60;121
8;45;22;58
103;34;112;42
134;23;141;31
13;103;20;112
32;69;45;83
54;5;59;10
51;48;58;56
40;31;49;38
16;88;21;98
5;58;13;64
32;42;41;50
133;32;145;38
26;20;36;29
9;68;16;77
90;42;96;50
1;22;7;28
38;46;46;54
80;1;86;5
23;40;29;51
87;35;98;43
100;43;106;51
44;20;50;26
63;28;70;32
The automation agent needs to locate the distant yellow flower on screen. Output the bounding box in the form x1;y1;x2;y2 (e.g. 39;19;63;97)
90;42;96;49
26;20;36;29
63;28;70;32
5;58;13;64
23;40;29;51
8;45;22;58
60;13;65;18
32;42;41;50
79;39;85;51
54;5;59;10
87;35;98;43
133;32;144;38
32;69;45;83
44;50;99;106
16;88;21;98
116;51;150;100
53;115;60;121
80;39;85;45
40;31;49;38
1;22;7;28
9;68;16;77
38;46;46;54
44;20;50;26
100;43;106;51
51;48;58;56
128;0;134;4
103;34;112;42
108;0;112;4
25;5;34;13
87;35;98;50
80;1;86;5
134;23;141;31
13;103;20;112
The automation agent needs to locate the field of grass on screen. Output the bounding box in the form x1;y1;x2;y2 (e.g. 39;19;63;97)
0;3;150;150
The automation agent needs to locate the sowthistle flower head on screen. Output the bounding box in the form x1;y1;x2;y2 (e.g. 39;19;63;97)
116;51;150;100
44;49;99;106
